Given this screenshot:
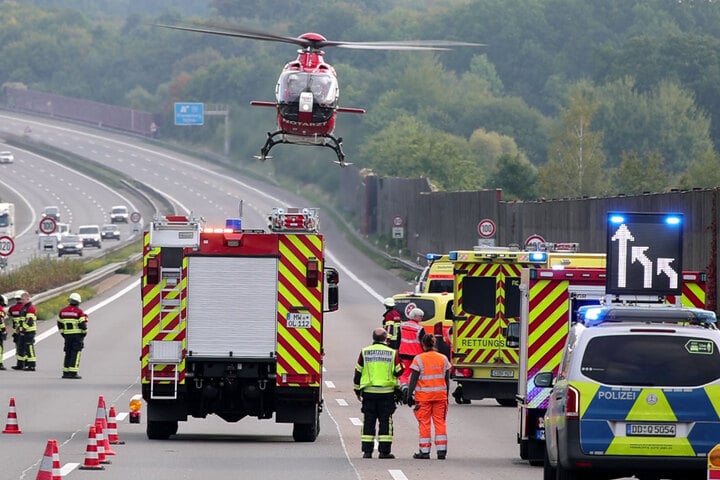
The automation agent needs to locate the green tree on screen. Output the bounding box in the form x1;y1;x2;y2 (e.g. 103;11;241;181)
680;150;720;189
538;83;610;198
614;150;670;194
487;153;537;200
359;116;482;190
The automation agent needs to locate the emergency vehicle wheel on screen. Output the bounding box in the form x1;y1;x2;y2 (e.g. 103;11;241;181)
292;407;320;442
147;420;178;440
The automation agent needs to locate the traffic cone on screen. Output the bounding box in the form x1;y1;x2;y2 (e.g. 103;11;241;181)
95;419;114;461
2;396;22;434
35;439;61;480
107;405;125;444
79;426;105;470
95;395;108;431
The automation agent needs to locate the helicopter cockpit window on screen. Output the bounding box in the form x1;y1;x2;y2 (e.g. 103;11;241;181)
277;72;337;106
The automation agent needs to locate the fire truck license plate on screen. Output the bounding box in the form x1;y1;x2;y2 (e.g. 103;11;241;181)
286;313;311;328
490;369;514;378
626;423;676;437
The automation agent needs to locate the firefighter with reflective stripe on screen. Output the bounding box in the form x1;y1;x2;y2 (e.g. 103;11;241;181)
57;292;88;379
8;291;23;366
353;328;403;459
382;297;402;349
11;291;37;371
407;334;451;460
398;307;425;385
0;295;7;370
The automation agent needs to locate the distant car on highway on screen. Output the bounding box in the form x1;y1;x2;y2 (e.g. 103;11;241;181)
0;151;14;164
57;235;83;257
101;224;120;240
77;225;102;248
41;205;61;221
110;205;129;223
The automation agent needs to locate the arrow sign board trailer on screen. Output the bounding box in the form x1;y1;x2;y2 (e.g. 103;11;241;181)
606;212;683;296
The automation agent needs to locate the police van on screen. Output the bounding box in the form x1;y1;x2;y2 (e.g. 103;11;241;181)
538;305;720;480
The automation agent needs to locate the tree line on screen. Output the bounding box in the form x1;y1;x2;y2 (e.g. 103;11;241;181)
3;0;720;199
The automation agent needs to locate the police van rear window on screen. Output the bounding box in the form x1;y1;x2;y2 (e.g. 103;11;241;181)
580;335;720;387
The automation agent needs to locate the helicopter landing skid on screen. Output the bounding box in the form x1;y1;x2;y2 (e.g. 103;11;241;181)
256;130;351;167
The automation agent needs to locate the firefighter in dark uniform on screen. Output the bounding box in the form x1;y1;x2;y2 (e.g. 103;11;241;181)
7;291;23;364
57;292;88;379
0;295;7;370
11;291;37;371
354;328;404;459
382;297;402;350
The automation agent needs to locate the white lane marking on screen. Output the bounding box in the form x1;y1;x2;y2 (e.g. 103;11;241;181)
325;380;336;388
336;399;348;406
350;417;363;426
116;412;129;422
389;470;409;480
60;463;80;476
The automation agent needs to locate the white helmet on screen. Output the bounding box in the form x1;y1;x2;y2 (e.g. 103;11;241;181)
69;292;82;304
383;297;395;308
410;308;424;320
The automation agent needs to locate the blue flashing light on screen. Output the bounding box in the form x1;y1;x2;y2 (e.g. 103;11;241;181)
449;251;458;261
665;215;682;226
609;215;625;224
577;305;604;326
426;253;443;261
225;218;242;230
529;252;547;262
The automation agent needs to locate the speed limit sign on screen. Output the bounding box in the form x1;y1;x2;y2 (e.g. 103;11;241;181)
0;236;15;256
130;211;142;223
477;218;496;238
39;217;57;235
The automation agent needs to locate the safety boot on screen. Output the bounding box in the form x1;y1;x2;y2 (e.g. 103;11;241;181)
413;452;430;459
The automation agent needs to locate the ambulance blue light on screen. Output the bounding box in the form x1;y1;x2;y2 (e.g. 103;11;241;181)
609;215;625;224
426;253;443;262
529;252;547;262
225;218;242;230
577;306;604;326
449;251;458;261
665;215;681;226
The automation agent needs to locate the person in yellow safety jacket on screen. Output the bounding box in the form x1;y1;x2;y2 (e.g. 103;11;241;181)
382;297;402;350
406;334;452;460
57;292;88;379
0;295;7;370
11;291;37;371
398;307;425;385
353;328;404;459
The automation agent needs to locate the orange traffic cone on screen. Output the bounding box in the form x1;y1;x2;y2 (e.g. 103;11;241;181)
95;419;114;461
2;396;22;434
35;439;61;480
95;395;108;431
107;405;125;444
79;426;105;470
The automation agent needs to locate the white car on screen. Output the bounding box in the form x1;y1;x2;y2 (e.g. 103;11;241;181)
110;205;129;223
77;225;102;248
0;151;13;164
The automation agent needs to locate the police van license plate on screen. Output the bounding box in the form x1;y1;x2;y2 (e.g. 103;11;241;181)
626;423;676;437
490;369;513;378
286;312;311;328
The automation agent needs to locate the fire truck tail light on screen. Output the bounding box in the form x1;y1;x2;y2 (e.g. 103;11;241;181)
307;258;319;287
147;257;160;285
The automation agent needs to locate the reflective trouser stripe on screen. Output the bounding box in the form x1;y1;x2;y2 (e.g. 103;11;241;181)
414;399;448;453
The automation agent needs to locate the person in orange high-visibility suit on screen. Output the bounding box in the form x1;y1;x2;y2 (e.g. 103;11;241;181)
406;333;451;460
398;307;425;385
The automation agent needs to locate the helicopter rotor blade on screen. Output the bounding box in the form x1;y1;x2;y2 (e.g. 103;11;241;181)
155;23;483;51
154;23;315;48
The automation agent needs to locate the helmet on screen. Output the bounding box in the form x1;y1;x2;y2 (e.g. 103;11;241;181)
383;297;396;308
410;308;424;319
0;295;6;307
14;290;25;300
69;292;82;304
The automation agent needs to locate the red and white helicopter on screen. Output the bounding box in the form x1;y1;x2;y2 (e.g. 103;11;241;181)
158;23;482;166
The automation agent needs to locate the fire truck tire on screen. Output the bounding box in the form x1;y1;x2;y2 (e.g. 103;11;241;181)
147;420;178;440
496;398;517;407
292;409;320;442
